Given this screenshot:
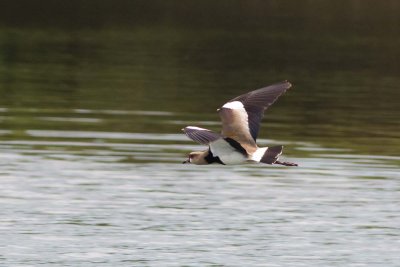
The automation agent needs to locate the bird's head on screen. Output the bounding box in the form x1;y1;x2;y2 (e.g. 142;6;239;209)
182;151;208;165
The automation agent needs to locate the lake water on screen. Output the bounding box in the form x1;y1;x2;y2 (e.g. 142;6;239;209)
0;1;399;266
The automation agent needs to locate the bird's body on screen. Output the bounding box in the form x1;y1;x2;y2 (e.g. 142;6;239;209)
182;81;298;167
210;138;248;165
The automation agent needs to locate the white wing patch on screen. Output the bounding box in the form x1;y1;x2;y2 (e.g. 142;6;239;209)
222;101;244;110
251;147;268;162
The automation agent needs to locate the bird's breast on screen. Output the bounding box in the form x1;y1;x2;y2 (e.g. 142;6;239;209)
210;139;248;165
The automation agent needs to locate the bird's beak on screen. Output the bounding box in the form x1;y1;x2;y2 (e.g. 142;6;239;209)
182;158;190;164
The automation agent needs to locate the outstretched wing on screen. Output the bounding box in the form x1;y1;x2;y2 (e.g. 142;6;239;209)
182;126;222;145
218;81;292;148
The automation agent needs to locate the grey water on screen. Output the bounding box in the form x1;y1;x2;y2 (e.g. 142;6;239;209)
1;1;400;266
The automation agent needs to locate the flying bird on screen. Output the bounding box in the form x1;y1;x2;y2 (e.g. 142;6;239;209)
182;81;298;166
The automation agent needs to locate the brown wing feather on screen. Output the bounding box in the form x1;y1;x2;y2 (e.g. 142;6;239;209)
218;107;257;153
218;81;292;146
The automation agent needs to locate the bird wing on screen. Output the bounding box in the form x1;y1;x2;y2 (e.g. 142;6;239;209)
182;126;222;145
218;81;292;150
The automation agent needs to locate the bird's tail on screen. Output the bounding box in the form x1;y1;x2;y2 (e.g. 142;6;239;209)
260;145;298;166
259;145;283;164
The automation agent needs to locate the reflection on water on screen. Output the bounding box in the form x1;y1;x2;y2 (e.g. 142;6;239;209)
1;1;400;266
0;25;399;155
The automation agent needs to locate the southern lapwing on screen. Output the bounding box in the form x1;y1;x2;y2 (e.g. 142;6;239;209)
182;81;298;166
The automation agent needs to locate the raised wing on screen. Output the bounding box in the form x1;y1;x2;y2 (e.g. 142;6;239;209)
218;81;292;146
182;126;222;145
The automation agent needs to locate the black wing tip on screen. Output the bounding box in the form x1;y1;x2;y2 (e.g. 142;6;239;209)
266;80;292;95
254;80;292;94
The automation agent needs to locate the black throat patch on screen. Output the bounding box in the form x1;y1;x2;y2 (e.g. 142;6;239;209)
205;149;225;165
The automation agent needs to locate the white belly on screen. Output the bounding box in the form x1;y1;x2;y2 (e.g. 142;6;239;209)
210;139;248;165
